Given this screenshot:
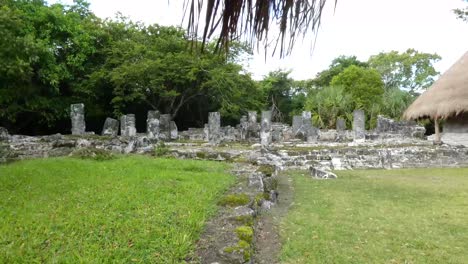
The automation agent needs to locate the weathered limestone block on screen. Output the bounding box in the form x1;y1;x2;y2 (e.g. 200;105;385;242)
292;115;302;136
208;112;221;145
247;111;259;138
0;127;9;140
260;111;272;146
120;114;136;137
222;126;236;142
336;117;346;131
70;103;85;135
203;124;209;141
376;115;425;138
239;115;248;140
146;110;160;139
310;167;337;179
170;121;178;140
159;114;171;140
101;118;119;136
353;110;365;142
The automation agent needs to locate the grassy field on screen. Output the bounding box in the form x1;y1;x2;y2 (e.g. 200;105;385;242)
280;168;468;264
0;156;234;263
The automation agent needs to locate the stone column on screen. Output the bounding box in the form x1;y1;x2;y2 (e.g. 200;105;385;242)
101;118;119;136
70;103;85;135
260;111;272;147
120;114;136;137
208;112;221;145
159;114;171;140
239;115;248;140
147;110;160;139
292;115;302;136
247;111;259;138
170;121;178;140
353;110;366;142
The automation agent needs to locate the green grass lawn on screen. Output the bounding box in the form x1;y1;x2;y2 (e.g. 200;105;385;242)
0;156;234;263
280;168;468;264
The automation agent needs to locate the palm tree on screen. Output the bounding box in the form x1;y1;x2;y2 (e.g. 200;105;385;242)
184;0;336;57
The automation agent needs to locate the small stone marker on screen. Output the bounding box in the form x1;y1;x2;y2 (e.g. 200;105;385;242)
208;112;221;145
336;117;346;131
260;111;272;146
353;110;366;142
159;114;171;140
147;110;160;139
101;118;119;136
170;121;178;140
70;103;85;135
120;114;136;137
247;111;259;138
239;115;248;140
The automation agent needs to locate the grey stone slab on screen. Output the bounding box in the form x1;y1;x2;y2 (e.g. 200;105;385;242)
170;121;178;140
260;111;272;146
159;114;171;140
353;110;366;142
146;110;160;139
70;103;85;135
120;114;136;137
208;112;221;145
101;118;119;136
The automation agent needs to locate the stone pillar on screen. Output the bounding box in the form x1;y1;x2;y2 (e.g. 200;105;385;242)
101;118;119;136
292;115;302;136
239;115;248;140
120;114;136;137
0;127;9;140
336;117;346;131
353;110;366;142
208;112;221;145
159;114;171;140
147;110;160;139
70;103;85;135
260;111;272;147
203;124;209;141
170;121;178;140
247;111;259;138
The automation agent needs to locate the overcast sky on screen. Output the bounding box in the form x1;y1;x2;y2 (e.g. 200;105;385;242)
52;0;468;80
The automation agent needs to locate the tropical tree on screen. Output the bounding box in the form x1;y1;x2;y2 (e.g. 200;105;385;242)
312;55;368;87
305;86;353;129
368;49;441;93
330;65;385;111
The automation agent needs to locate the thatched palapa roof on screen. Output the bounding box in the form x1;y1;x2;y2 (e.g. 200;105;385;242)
403;51;468;120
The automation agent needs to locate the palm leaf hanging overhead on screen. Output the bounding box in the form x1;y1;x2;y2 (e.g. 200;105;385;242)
184;0;336;57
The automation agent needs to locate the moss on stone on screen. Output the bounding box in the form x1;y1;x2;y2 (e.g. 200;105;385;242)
235;226;253;243
235;215;254;226
218;193;250;207
257;164;275;176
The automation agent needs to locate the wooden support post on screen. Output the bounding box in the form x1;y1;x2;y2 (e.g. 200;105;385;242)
434;117;441;144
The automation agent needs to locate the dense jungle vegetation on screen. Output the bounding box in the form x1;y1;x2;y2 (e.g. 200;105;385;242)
0;0;441;135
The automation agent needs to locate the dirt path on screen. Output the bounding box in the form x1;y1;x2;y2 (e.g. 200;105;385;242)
254;171;295;263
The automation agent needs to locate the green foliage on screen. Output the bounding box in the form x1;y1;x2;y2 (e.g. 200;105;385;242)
379;88;415;119
312;55;368;87
305;86;354;128
260;70;295;122
368;49;441;92
280;168;468;263
454;0;468;22
154;142;170;157
223;240;251;261
70;147;115;161
331;65;385;111
257;164;275;176
0;156;234;262
218;193;250;207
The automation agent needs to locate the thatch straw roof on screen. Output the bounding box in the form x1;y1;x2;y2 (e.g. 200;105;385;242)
403;51;468;120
